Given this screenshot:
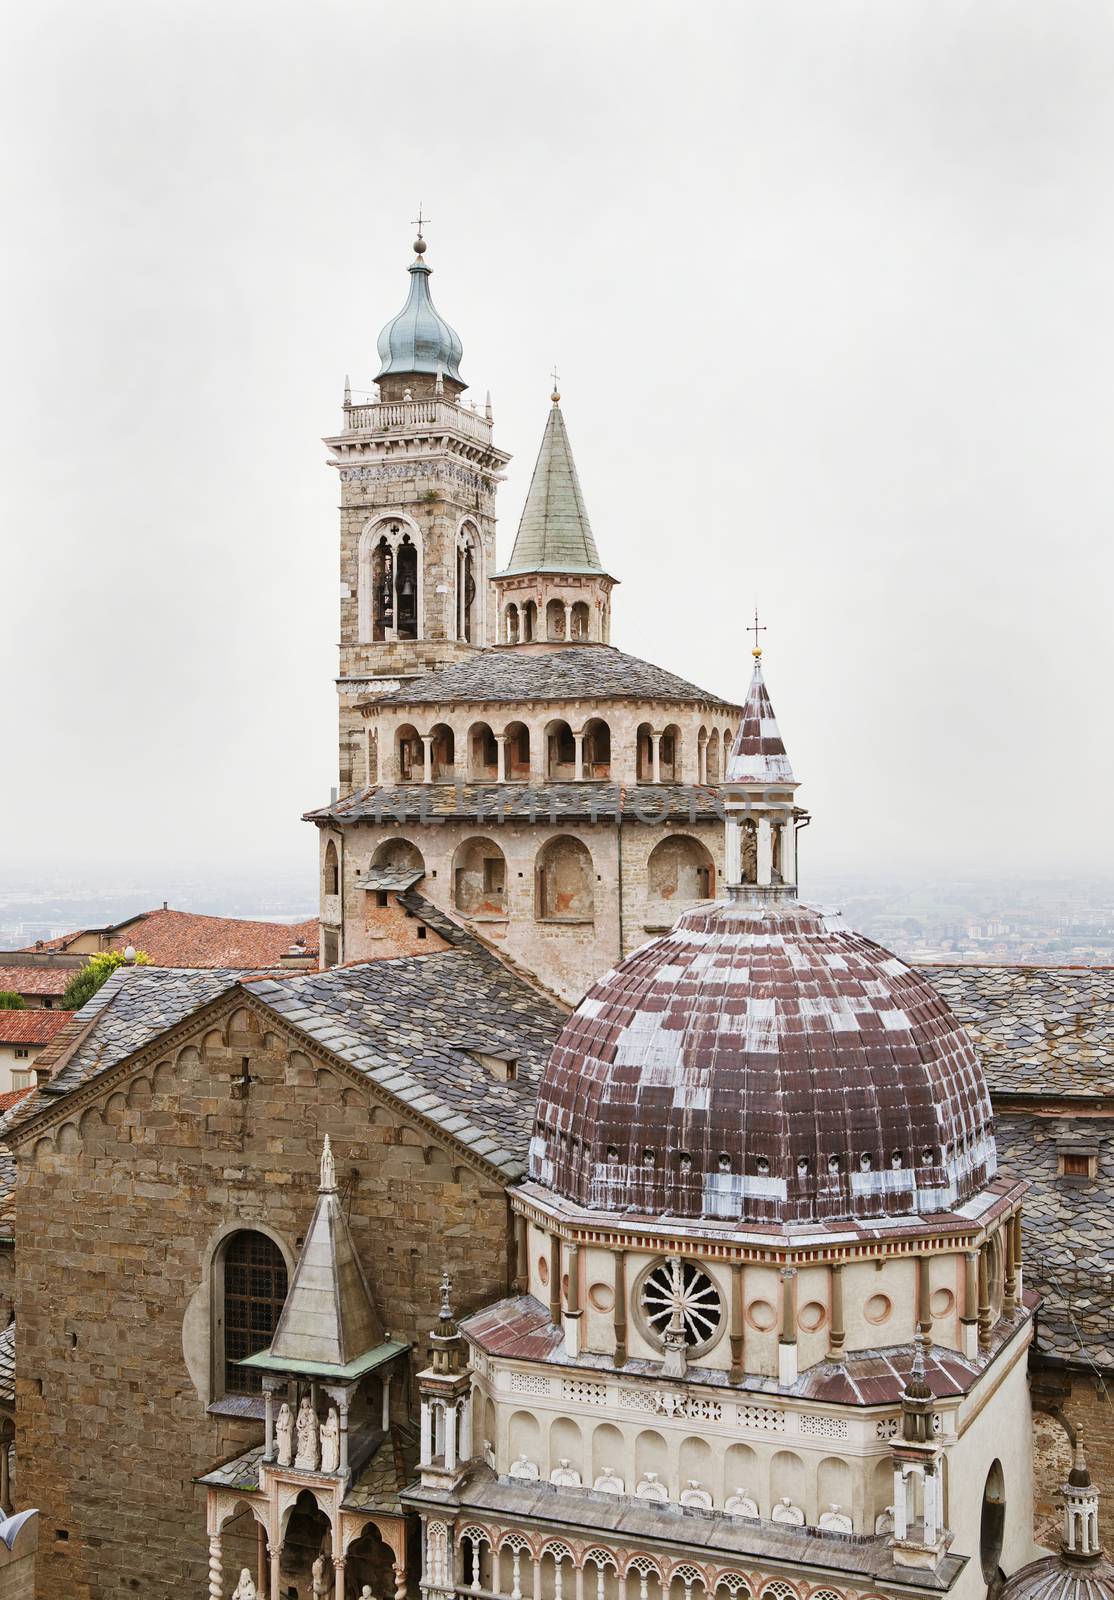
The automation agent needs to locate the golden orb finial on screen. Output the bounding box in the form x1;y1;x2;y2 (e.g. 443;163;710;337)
550;364;560;404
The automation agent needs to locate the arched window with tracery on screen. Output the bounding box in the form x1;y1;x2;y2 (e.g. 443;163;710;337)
220;1230;288;1396
359;521;423;643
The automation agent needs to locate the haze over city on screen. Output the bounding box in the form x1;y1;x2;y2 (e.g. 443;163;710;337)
3;0;1112;898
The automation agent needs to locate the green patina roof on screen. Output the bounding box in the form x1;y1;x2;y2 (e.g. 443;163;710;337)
500;402;605;576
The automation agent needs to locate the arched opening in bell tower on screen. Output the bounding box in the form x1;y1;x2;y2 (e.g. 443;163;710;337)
456;524;480;643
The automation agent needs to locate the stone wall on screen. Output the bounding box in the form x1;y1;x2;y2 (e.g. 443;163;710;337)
12;995;513;1600
1032;1373;1114;1547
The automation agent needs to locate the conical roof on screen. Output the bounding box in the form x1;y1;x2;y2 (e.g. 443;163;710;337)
376;240;464;386
501;400;605;575
725;654;795;784
268;1137;384;1368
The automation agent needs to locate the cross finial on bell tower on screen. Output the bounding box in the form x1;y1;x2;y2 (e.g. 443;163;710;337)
411;204;429;255
550;366;561;404
749;609;767;659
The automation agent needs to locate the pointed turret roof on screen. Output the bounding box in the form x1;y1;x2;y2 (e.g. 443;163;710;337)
725;653;796;784
501;397;605;576
267;1136;384;1369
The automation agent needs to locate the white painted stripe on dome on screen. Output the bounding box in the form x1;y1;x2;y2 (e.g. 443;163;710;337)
824;953;849;970
880;1009;912;1032
880;957;908;977
672;1083;711;1110
576;997;604;1018
745;997;779;1052
759;718;782;738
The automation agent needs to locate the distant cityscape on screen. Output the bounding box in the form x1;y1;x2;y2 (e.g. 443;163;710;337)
1;866;1110;966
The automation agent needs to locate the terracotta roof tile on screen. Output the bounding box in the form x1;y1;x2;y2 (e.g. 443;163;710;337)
21;909;318;967
0;967;70;997
0;1011;68;1045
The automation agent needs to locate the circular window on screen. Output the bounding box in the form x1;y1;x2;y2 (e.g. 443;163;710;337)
931;1288;955;1318
589;1282;614;1312
637;1258;724;1354
798;1300;826;1333
746;1298;777;1332
537;1256;549;1286
865;1293;892;1325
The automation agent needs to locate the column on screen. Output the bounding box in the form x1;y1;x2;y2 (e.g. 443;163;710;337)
924;1466;939;1544
729;1262;745;1382
961;1250;979;1360
422;735;435;785
269;1541;283;1600
893;1469;907;1541
420;1398;432;1466
563;602;573;639
435;1401;445;1458
445;1402;458;1472
725;816;741;885
549;1235;562;1328
781;819;797;885
333;1555;346;1600
459;1392;472;1462
382;1373;391;1431
575;1564;585;1600
1012;1209;1024;1299
338;1391;350;1480
495;735;508;783
208;1533;222;1600
778;1267;798;1384
613;1248;627;1367
532;1554;542;1600
829;1262;845;1359
257;1524;266;1597
513;1212;528;1293
917;1256;933;1347
977;1243;992;1349
565;1241;582;1357
650;732;662;784
757;816;773;885
573;732;585;781
511;1547;523;1600
698;737;707;785
365;727;374;787
263;1383;275;1461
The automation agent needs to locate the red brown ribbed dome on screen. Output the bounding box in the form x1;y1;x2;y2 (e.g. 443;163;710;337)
529;898;996;1224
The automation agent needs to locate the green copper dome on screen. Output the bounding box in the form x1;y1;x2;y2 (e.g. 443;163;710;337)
376;240;465;386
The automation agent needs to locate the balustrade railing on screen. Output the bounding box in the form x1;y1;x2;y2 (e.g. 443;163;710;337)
342;397;493;444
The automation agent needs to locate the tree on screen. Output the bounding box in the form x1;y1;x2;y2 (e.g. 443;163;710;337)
0;992;26;1010
62;949;149;1011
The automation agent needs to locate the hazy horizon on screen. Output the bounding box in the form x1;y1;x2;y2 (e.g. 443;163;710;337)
3;0;1112;889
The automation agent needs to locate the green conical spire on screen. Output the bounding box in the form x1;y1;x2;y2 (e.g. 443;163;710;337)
501;398;604;575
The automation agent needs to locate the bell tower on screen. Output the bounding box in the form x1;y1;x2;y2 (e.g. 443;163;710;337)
326;230;511;793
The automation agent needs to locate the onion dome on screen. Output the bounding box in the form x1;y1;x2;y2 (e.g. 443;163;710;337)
376;236;465;386
528;897;996;1224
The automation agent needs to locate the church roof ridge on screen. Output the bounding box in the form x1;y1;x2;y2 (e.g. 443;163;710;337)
500;402;604;576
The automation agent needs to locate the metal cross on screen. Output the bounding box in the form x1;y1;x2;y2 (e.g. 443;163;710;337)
550;365;560;392
411;204;429;236
749;609;767;653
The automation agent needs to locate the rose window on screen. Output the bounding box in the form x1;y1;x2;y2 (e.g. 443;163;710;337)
639;1258;723;1353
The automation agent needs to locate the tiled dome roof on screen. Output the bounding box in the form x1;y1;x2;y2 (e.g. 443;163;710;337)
999;1555;1114;1600
529;897;996;1224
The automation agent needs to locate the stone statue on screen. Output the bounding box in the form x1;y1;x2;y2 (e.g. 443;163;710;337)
359;1589;376;1600
312;1555;329;1599
275;1402;294;1467
742;821;758;883
231;1571;258;1600
320;1406;340;1473
295;1394;320;1470
320;1134;336;1192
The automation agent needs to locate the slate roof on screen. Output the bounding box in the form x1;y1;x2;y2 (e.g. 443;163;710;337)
0;1322;13;1406
8;911;566;1180
200;1423;419;1515
500;402;604;575
308;782;725;826
726;657;795;785
995;1112;1114;1368
923;965;1114;1098
23;908;318;966
364;645;735;708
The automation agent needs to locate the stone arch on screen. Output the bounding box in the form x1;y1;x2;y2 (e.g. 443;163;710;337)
459;1525;496;1594
634;1427;669;1488
104;1092;127;1124
523;599;538;642
535;835;594;922
175;1042;201;1077
769;1450;806;1515
56;1122;81;1155
667;1563;710;1600
871;1455;894;1527
358;515;423;643
455;518;483;645
548;1415;583;1479
581;716;611;779
150;1060;175;1096
679;1435;715;1503
636;722;655;782
706;728;721;783
204;1221;294;1404
584;1548;621;1600
660;722;682;782
127;1077;152;1109
214;1493;268;1536
817;1456;854;1527
545;718;577;780
591;1421;625;1487
452;836;507;917
647;835;715;912
466;720;499;782
723;1441;759;1510
323;838;339;896
370;837;425;877
32;1135;54;1168
508;1408;542;1469
504;720;531;781
504;601;520;644
571;600;590;640
344;1518;397;1597
395;723;422;783
546;597;567;641
427;722;455;781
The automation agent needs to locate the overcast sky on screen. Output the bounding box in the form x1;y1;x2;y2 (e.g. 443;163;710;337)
2;0;1112;891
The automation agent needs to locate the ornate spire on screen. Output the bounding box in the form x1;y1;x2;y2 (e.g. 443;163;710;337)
1063;1435;1103;1562
500;399;605;576
430;1269;464;1374
725;651;795;785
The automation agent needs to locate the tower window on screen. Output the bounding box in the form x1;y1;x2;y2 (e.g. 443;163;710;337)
221;1231;288;1396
